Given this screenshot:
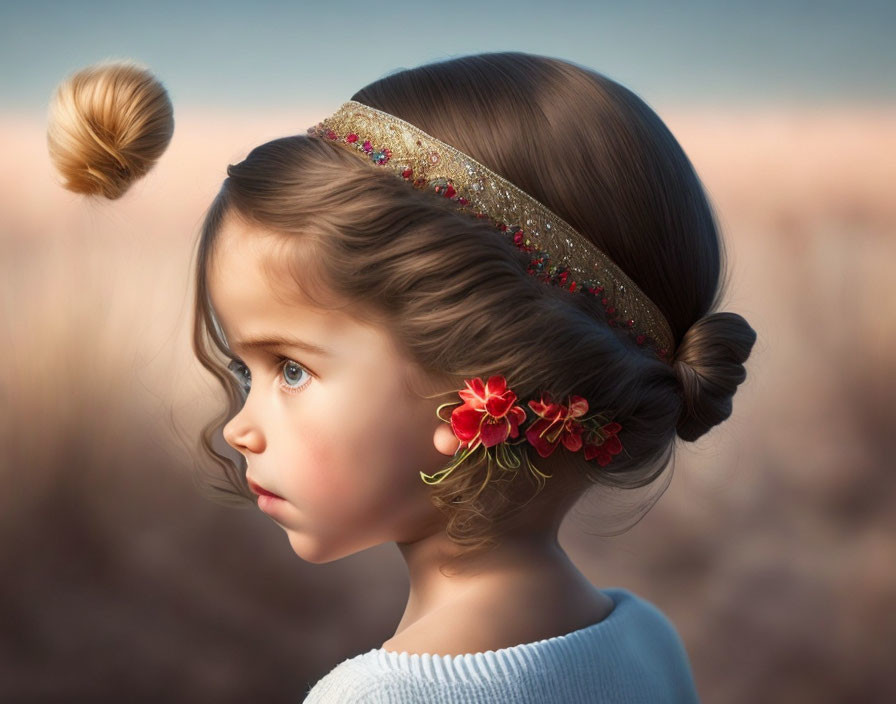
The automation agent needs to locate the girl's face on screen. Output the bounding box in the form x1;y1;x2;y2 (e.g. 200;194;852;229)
207;216;452;563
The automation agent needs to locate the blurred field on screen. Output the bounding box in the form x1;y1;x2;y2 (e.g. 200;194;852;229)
1;105;894;702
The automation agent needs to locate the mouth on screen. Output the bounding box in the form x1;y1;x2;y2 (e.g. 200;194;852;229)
247;477;284;500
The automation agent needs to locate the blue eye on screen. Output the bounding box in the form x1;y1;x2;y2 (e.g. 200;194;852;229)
226;357;311;396
227;359;251;393
280;359;311;393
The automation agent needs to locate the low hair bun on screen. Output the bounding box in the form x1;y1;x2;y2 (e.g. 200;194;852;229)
672;311;757;442
46;59;174;200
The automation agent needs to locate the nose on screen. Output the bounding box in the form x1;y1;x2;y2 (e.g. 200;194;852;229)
222;409;265;454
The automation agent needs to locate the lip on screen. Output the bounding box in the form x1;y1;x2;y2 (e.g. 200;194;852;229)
255;493;283;514
246;477;284;500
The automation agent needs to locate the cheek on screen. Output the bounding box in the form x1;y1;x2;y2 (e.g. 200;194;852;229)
288;425;353;501
285;410;385;507
294;404;419;509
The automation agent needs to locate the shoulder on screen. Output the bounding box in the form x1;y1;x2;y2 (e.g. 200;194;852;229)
303;590;700;703
595;588;701;700
605;587;690;647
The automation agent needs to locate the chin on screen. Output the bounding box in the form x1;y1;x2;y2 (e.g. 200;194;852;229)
286;530;374;564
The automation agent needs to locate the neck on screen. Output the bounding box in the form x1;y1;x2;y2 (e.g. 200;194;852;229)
393;523;576;634
392;454;591;638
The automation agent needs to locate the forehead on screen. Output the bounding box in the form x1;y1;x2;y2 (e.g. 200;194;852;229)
206;216;367;355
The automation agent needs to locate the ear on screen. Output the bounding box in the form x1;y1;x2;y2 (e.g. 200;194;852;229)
433;423;461;456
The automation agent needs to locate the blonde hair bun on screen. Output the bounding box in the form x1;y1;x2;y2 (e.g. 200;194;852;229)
46;59;174;200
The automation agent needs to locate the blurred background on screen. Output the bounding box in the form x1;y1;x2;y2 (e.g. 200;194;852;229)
1;1;894;701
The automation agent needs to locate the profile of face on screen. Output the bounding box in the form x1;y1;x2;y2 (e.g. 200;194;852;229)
207;215;460;564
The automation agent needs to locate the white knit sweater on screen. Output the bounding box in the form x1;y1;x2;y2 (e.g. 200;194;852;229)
302;587;700;703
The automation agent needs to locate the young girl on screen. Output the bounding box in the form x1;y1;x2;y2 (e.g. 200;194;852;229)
57;51;755;702
199;51;757;703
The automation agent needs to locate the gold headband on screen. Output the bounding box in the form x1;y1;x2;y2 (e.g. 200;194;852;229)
307;100;675;362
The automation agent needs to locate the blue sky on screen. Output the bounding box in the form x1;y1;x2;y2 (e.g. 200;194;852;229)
1;0;894;115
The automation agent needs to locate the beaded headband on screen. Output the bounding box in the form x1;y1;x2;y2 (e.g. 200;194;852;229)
306;100;675;362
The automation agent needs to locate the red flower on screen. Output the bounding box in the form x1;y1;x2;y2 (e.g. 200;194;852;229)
450;376;527;451
583;422;623;466
525;395;590;458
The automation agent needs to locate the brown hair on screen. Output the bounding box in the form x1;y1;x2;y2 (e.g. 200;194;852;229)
190;51;756;558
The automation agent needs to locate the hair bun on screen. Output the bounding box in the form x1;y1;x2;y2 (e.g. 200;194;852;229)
672;311;757;441
46;59;174;200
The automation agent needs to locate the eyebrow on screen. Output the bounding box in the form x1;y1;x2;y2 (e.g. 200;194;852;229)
228;334;332;357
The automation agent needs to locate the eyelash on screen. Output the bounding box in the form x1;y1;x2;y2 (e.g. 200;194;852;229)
227;356;312;396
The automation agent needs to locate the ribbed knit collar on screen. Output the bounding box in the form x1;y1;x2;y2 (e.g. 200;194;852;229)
356;587;633;683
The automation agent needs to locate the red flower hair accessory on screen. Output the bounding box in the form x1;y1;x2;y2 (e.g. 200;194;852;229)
526;394;623;467
450;375;527;451
421;375;625;485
